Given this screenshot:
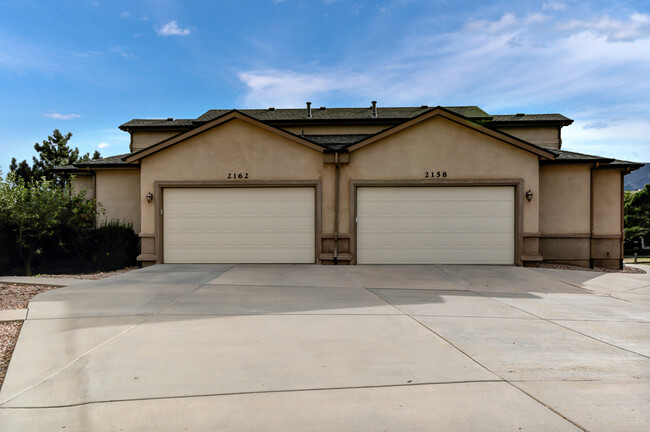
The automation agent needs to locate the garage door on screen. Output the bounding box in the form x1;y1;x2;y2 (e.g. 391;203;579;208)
163;187;315;263
356;186;514;264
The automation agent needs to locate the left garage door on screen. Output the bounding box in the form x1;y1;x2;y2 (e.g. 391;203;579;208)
163;187;315;263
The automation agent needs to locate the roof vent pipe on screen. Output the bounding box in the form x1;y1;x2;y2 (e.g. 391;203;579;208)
371;101;377;118
306;102;312;118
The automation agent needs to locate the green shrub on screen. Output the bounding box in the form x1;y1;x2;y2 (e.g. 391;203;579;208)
92;219;139;272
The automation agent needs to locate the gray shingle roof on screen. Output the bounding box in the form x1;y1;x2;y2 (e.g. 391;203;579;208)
489;114;573;125
303;134;373;151
196;106;492;123
119;119;196;130
74;153;131;167
544;149;643;168
120;106;496;129
547;149;613;162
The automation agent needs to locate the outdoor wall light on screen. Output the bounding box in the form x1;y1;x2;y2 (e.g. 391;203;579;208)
146;192;153;203
525;190;533;202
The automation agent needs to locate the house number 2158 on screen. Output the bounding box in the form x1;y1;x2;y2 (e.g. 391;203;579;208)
425;171;447;178
227;172;249;179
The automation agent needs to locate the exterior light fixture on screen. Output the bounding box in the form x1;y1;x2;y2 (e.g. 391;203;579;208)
525;190;533;202
146;192;153;203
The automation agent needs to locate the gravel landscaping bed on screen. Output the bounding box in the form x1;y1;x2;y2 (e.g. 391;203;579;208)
0;284;59;311
537;262;646;274
35;266;138;280
0;322;22;390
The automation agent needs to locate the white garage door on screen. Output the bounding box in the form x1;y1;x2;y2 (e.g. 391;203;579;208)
163;187;315;263
357;186;515;264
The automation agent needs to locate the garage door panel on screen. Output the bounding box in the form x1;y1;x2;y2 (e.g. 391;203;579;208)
163;187;315;263
357;186;515;264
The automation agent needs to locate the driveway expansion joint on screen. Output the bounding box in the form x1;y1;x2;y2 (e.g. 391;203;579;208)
0;282;214;407
370;287;591;432
0;379;507;410
474;290;650;359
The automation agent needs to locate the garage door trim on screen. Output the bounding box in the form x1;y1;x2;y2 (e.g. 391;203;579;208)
350;179;524;265
154;180;322;264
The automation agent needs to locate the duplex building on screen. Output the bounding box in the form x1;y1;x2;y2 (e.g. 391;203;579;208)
59;103;642;268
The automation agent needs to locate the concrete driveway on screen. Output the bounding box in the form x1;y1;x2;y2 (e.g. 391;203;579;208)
0;264;648;431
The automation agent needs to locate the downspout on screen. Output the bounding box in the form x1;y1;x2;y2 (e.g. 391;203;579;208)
334;152;340;264
589;162;599;268
621;168;630;269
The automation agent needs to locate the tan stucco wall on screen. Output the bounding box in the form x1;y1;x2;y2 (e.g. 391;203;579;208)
71;174;95;198
139;119;331;236
494;126;561;148
130;130;186;152
95;169;141;233
340;116;541;236
592;169;622;235
282;124;390;135
539;164;591;234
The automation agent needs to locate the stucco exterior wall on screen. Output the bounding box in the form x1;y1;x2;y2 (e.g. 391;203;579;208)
95;169;141;233
538;164;623;268
139;119;330;239
340;116;540;234
71;174;95;198
539;164;591;234
131;130;186;152
494;126;561;148
592;169;622;235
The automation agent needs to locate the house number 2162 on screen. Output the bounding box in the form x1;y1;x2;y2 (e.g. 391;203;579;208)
425;171;447;178
227;172;249;179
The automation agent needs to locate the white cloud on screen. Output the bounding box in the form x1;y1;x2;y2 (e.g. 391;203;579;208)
543;2;566;11
155;21;191;36
235;10;650;162
120;11;130;19
238;70;370;107
43;113;81;120
559;13;650;42
97;142;111;149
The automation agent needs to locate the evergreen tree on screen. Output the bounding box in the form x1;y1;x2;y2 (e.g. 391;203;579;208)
624;184;650;241
9;130;101;185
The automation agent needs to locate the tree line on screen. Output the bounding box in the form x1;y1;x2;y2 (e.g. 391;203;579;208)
1;130;137;276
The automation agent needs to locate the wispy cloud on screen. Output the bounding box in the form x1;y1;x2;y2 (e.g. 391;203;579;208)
43;112;81;120
109;46;135;59
236;9;650;161
583;121;613;130
559;13;650;42
543;2;567;11
120;11;130;19
97;142;111;149
156;21;191;36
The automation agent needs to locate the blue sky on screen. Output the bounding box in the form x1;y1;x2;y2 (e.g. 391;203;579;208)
1;0;649;172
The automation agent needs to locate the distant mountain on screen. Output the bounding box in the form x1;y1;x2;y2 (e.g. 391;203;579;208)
625;163;649;191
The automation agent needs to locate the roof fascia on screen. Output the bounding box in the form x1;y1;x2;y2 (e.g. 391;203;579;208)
125;110;324;163
489;120;573;127
346;107;556;159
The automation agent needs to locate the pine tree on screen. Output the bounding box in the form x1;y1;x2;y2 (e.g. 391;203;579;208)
10;130;101;186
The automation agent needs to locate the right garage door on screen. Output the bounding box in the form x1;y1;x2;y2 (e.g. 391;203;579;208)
356;186;515;264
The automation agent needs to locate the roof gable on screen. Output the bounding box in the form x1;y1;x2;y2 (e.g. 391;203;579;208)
345;106;556;159
125;111;325;163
